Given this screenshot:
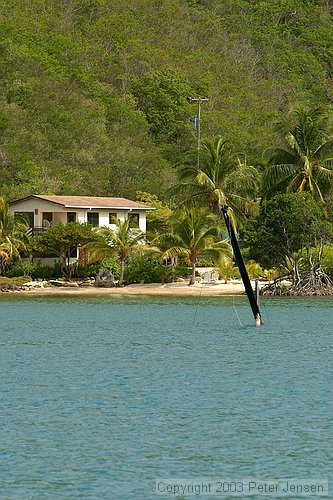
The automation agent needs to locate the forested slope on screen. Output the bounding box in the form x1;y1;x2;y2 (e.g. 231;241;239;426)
0;0;332;200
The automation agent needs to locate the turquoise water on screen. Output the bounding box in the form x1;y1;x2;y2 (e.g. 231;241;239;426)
0;296;331;499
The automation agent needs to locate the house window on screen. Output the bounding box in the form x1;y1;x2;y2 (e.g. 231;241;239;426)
15;211;34;227
87;212;99;226
67;212;76;223
109;212;118;224
129;213;140;228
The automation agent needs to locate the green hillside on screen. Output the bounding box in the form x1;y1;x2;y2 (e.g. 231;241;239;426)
0;0;332;200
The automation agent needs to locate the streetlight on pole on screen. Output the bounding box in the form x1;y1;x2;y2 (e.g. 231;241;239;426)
187;96;209;167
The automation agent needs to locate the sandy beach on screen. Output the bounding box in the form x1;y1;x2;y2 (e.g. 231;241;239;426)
2;280;261;297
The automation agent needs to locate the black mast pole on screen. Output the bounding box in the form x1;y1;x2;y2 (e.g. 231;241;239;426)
221;205;262;326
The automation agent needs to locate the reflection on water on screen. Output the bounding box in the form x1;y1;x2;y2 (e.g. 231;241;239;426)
0;296;332;498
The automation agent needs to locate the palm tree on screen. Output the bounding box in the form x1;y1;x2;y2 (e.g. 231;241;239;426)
0;197;29;275
173;136;260;219
245;260;263;280
84;217;145;286
263;107;333;200
213;255;239;284
158;207;230;285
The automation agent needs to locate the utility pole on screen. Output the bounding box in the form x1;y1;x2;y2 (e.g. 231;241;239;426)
187;96;208;167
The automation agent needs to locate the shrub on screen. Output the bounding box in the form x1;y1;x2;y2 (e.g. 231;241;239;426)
322;245;333;278
263;268;279;283
4;262;35;278
214;258;239;283
125;257;167;284
245;260;263;279
172;265;192;279
5;258;121;281
73;258;121;279
72;263;98;278
12;276;33;285
99;258;121;279
196;257;214;267
0;276;31;290
4;261;64;280
31;263;63;280
297;245;333;279
0;276;14;284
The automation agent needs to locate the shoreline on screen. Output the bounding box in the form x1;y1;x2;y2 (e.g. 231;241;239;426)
1;280;251;297
2;280;332;298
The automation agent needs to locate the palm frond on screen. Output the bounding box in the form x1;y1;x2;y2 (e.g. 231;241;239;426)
174;136;259;218
266;147;298;166
314;140;333;161
263;108;333;200
196;170;216;190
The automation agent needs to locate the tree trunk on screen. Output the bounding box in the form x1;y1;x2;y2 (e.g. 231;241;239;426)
66;247;72;280
171;256;177;282
61;256;68;279
317;238;324;271
307;248;316;288
118;259;125;286
189;258;196;286
291;254;301;288
314;239;333;288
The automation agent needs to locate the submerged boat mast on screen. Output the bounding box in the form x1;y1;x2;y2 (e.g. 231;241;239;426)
221;205;262;326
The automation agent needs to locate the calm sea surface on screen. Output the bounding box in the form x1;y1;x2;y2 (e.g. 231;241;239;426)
0;295;332;499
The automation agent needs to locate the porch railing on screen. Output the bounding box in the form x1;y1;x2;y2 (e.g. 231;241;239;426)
26;226;49;236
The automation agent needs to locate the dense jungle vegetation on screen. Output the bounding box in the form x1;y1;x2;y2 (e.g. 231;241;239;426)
1;0;333;292
1;0;333;201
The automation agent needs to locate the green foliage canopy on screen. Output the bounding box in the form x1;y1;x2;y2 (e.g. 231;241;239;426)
174;136;260;218
31;222;96;279
263;107;333;200
0;0;332;201
159;206;230;285
0;196;29;274
243;192;331;285
84;217;146;285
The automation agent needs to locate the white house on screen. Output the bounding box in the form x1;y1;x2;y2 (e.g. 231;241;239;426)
8;195;154;266
9;195;154;234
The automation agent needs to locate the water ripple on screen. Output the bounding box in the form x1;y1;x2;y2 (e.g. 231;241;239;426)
0;296;331;498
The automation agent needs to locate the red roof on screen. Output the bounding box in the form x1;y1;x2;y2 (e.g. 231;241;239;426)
9;195;154;210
